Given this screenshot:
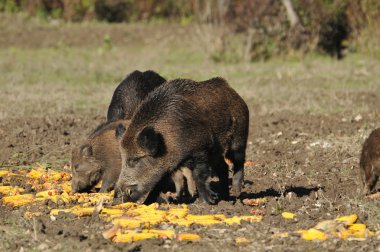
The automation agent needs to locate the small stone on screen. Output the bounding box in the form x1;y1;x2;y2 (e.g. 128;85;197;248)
218;229;227;234
53;244;63;250
37;243;49;251
354;114;362;122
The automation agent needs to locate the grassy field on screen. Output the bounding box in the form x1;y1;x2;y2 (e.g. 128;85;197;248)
1;14;380;251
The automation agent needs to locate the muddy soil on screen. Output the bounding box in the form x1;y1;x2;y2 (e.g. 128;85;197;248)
1;107;380;251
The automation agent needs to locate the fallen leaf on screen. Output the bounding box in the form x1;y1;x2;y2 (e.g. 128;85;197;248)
102;224;121;239
250;209;266;216
366;192;380;200
24;211;43;218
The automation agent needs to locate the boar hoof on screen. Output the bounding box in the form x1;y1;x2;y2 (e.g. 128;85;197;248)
203;190;218;205
210;190;219;203
231;187;241;198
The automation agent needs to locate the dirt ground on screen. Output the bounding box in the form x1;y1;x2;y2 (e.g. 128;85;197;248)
1;14;380;251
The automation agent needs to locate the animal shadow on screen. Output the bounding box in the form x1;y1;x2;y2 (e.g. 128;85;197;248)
239;185;323;201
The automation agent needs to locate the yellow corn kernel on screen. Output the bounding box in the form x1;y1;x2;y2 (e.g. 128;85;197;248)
282;212;295;219
0;171;14;177
101;208;125;216
177;233;200;241
224;216;243;225
112;232;158;243
112;202;137;209
213;214;226;220
301;228;327;241
235;237;251;244
335;214;358;225
0;186;24;195
27;169;44;179
36;190;57;198
142;229;175;239
70;207;95;217
168;218;193;227
168;207;189;218
2;194;35;207
113;218;143;229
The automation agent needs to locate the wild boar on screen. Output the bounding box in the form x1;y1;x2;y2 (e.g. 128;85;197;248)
107;70;166;121
114;77;249;204
71;120;130;193
72;120;195;198
360;128;380;194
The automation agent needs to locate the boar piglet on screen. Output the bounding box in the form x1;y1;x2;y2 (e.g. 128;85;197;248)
114;77;249;204
71;120;130;193
107;70;166;122
360;127;380;195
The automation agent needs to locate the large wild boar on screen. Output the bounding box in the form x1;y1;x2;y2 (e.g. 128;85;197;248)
360;128;380;194
72;120;195;198
114;77;249;204
107;70;166;121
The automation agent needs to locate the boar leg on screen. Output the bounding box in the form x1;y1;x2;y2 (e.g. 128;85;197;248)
362;161;380;195
227;148;245;197
213;157;229;200
181;167;196;197
99;179;114;193
192;159;218;204
365;173;379;195
171;169;185;200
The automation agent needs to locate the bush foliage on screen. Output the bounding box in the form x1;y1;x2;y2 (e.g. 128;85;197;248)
1;0;379;61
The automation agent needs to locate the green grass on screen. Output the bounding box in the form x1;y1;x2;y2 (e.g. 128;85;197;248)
0;17;380;118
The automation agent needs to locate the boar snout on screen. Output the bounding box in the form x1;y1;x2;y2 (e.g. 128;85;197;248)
113;184;138;204
72;180;92;193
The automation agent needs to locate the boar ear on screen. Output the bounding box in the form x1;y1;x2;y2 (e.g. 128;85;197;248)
80;144;93;157
137;127;165;157
115;123;126;139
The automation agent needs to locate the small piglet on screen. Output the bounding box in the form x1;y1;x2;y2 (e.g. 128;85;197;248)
71;120;129;193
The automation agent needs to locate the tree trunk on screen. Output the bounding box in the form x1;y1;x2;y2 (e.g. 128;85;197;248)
281;0;299;27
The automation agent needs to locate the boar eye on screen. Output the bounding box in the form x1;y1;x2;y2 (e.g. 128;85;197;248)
127;156;141;167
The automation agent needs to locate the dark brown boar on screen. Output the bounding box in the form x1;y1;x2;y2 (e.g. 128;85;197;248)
360;128;380;194
71;120;130;193
114;77;249;204
107;70;166;121
72;120;195;198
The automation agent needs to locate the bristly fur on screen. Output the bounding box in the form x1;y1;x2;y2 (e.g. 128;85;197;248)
360;127;380;194
116;77;249;204
107;70;166;121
